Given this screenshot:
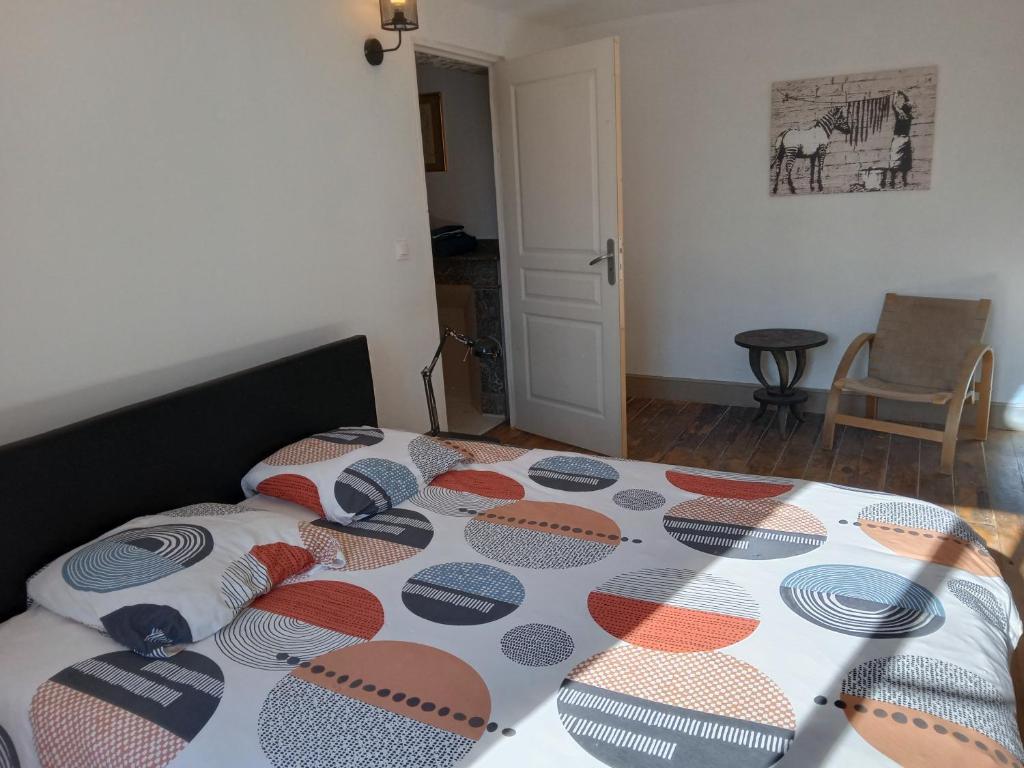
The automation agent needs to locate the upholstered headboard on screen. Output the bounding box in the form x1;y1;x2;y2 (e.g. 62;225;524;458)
0;336;377;621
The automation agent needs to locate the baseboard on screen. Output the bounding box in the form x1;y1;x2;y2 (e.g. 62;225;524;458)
627;374;1024;432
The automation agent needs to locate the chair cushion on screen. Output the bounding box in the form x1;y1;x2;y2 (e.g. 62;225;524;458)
837;376;953;405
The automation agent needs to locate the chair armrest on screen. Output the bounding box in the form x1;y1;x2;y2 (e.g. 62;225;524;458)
951;344;994;402
831;333;875;388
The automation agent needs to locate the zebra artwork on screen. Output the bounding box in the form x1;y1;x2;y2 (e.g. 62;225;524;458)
771;106;852;194
769;66;937;196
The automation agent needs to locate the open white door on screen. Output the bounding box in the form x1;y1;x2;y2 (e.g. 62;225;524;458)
494;37;626;456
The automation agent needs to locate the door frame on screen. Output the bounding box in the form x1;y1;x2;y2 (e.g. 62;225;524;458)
413;39;519;429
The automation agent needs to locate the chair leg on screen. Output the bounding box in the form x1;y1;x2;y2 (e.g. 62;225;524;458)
974;349;994;441
865;396;878;419
940;398;967;475
823;386;842;450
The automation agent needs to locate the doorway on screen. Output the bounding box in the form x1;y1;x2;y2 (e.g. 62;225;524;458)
414;39;626;455
415;49;507;435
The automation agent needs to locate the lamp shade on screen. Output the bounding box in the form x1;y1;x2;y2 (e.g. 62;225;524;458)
380;0;418;32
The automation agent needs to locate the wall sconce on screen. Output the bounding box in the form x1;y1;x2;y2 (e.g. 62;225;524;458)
365;0;418;66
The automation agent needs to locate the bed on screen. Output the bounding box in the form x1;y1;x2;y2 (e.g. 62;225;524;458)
0;335;1021;768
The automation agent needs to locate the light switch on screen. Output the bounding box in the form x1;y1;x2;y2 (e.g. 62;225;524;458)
395;239;410;261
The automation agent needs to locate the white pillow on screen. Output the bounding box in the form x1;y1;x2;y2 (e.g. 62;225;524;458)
241;427;465;525
27;505;338;657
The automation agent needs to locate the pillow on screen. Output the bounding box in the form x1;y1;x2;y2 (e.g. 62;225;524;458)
241;427;464;525
27;505;338;657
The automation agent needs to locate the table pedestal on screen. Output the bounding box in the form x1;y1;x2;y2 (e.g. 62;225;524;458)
747;348;809;438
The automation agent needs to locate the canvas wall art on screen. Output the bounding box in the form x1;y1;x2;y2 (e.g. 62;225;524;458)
770;66;936;196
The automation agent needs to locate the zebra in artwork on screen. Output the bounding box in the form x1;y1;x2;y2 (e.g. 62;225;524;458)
771;106;852;194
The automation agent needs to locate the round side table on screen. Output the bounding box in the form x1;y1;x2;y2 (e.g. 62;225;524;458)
734;329;828;438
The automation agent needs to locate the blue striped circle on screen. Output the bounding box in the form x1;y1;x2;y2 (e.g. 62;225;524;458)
62;524;213;593
335;458;419;519
528;456;619;492
402;561;525;626
780;564;944;638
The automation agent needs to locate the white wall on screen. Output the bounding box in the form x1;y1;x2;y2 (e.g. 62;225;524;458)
417;0;564;65
571;0;1024;415
417;63;499;238
0;0;562;445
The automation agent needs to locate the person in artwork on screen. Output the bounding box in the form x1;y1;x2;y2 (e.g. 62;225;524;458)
886;90;914;189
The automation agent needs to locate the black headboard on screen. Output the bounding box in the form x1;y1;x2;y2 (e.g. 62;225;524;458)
0;335;376;621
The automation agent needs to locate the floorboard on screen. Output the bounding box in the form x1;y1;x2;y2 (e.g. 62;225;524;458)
803;423;844;483
829;424;866;487
771;413;822;480
716;409;771;474
661;403;730;468
884;434;919;498
918;437;956;512
745;416;790;476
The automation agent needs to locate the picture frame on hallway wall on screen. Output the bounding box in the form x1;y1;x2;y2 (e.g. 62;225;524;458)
769;66;936;196
419;91;448;173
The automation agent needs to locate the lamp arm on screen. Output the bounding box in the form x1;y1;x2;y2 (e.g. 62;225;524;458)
422;366;440;437
421;328;463;436
381;28;403;54
421;328;488;437
422;327;454;379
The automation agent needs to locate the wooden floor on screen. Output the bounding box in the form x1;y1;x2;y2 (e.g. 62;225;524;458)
489;397;1024;726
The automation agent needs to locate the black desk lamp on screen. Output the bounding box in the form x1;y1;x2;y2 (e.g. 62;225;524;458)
422;328;502;442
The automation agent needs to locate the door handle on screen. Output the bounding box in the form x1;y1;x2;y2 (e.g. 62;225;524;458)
588;239;617;285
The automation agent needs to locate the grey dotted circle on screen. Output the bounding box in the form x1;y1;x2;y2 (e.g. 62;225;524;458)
613;489;666;511
500;624;574;667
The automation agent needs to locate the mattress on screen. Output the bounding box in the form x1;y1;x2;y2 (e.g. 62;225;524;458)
0;448;1021;768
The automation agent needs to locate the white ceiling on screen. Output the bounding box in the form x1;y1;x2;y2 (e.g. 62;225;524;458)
460;0;745;29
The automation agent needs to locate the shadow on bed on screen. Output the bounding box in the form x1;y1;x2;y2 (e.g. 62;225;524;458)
463;479;1024;767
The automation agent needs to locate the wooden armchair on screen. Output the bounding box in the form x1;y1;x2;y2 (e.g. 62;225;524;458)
823;293;994;475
